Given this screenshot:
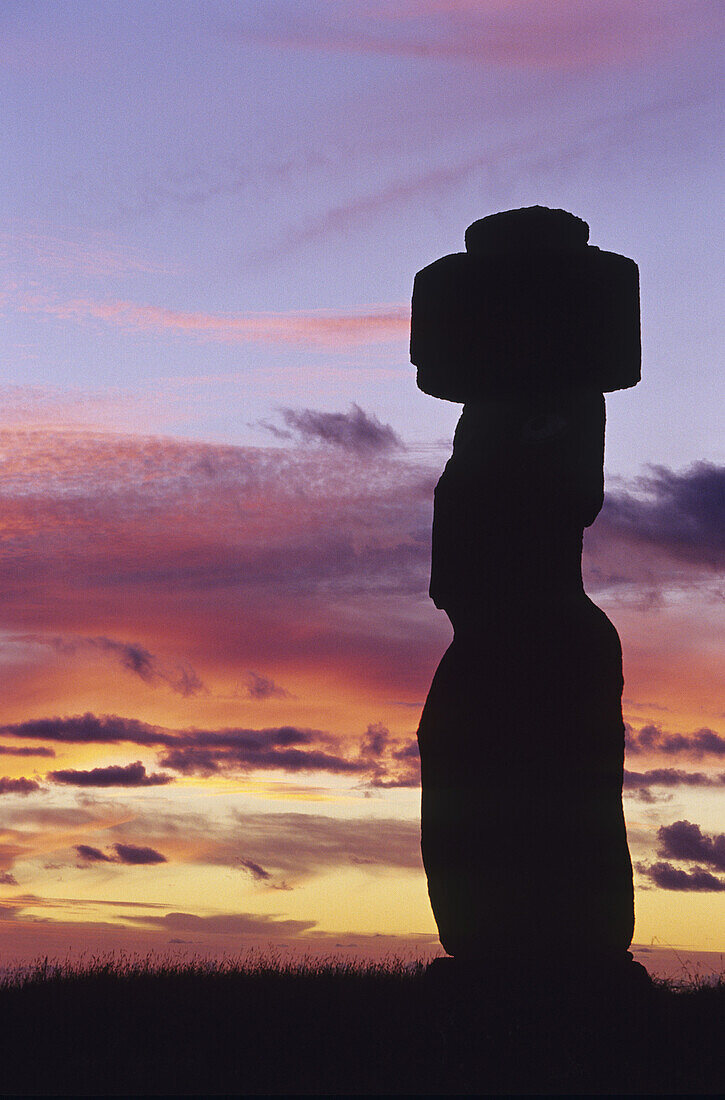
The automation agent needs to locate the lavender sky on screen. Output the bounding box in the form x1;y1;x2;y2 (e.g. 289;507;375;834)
1;1;724;973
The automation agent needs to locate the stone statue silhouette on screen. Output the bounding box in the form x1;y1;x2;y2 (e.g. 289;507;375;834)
412;206;641;977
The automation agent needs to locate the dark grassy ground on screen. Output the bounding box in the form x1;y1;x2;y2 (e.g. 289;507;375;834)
0;954;723;1095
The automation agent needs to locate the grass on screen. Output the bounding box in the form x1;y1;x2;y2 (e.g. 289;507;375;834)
0;952;723;1095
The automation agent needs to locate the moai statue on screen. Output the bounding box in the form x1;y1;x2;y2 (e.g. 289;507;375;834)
412;206;640;975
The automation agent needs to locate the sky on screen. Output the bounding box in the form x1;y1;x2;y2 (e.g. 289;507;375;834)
1;1;724;978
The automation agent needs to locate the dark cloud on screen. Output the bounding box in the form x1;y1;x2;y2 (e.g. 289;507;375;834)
158;743;366;777
625;724;725;758
0;871;18;885
156;719;421;788
278;404;403;454
657;820;725;871
0;776;43;795
0;745;55;757
49;761;174;787
112;843;167;865
76;844;115;863
237;858;272;882
357;724;421;788
243;671;291;701
0;713;420;785
639;861;725;892
600;463;724;567
0;713;173;746
393;740;420;759
585;463;725;595
1;715;324;752
75;842;167;865
360;722;389;758
124;910;316;936
624;768;725;791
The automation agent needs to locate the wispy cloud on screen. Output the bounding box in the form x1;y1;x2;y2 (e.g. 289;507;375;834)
4;797;423;884
243;672;293;701
19;635;206;697
2;225;173;276
123;910;315;936
0;745;55;757
272;94;712;253
215;811;423;879
225;1;720;71
17;295;409;349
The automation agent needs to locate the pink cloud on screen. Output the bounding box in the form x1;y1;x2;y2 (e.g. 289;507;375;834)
18;295;410;349
0;427;440;699
2;226;173;277
226;1;720;71
0;426;719;723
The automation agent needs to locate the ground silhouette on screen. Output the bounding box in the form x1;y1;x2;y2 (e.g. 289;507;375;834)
412;207;643;981
1;955;723;1095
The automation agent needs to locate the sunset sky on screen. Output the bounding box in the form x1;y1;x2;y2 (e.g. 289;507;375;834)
1;1;723;977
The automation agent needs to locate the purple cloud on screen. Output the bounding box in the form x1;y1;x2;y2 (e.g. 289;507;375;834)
112;843;167;865
0;714;174;746
237;858;272;882
76;845;115;863
657;820;725;872
623;768;725;790
124;910;315;936
21;634;206;697
75;842;167;865
158;743;366;777
0;745;55;757
641;862;725;892
243;671;292;701
49;761;173;787
277;404;403;454
625;724;725;758
601;463;724;567
0;776;42;795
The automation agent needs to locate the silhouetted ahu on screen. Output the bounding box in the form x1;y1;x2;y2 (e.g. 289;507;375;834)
412;206;641;971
